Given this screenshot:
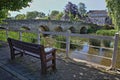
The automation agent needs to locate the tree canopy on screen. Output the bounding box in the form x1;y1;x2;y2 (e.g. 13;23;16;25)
15;14;26;20
26;11;45;19
50;10;59;20
78;2;86;16
0;0;32;22
106;0;120;31
64;2;78;18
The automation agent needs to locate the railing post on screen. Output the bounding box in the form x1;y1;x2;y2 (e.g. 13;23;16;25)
19;30;22;41
37;30;41;44
99;40;104;55
6;27;8;39
110;33;119;70
66;30;71;58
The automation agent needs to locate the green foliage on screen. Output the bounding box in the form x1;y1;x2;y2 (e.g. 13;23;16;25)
78;2;86;16
96;30;117;36
102;24;114;30
0;0;32;22
0;9;8;22
8;31;19;40
49;10;64;20
96;29;117;47
26;11;46;19
0;30;37;43
69;12;75;21
50;10;59;17
15;14;26;20
89;39;100;46
0;0;32;11
64;2;78;18
106;0;120;31
56;12;64;20
0;30;6;41
22;32;37;43
90;39;111;48
87;24;99;33
103;40;111;47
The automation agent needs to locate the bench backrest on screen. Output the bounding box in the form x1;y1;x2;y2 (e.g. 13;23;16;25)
7;38;45;54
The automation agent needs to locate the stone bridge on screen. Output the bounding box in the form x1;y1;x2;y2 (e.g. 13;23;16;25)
0;19;91;33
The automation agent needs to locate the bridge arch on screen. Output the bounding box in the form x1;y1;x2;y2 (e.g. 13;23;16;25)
80;26;87;34
20;26;30;30
54;25;63;32
39;25;49;31
68;26;75;33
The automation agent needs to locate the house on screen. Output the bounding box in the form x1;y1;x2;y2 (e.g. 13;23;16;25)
87;10;111;25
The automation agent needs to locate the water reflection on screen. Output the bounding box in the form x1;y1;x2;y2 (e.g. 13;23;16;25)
70;45;107;65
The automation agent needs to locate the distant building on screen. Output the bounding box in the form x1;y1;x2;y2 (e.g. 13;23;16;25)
87;10;112;25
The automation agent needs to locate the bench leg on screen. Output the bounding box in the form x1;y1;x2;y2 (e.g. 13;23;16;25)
41;57;47;74
20;52;24;57
41;67;47;74
52;52;56;70
10;49;15;60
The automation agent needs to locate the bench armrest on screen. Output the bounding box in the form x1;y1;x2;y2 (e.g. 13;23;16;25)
45;48;56;55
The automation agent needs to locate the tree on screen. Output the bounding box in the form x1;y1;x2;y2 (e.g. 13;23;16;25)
50;10;59;20
0;0;32;22
0;9;8;22
64;2;78;18
78;2;87;16
37;12;46;18
106;0;120;31
56;12;64;20
26;11;45;19
15;14;26;20
50;10;59;17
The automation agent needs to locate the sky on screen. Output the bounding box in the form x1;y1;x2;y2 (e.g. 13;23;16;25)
10;0;107;17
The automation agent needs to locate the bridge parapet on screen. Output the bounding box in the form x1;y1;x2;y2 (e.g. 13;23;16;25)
0;19;90;33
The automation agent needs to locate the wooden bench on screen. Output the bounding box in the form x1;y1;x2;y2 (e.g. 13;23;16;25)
7;38;56;74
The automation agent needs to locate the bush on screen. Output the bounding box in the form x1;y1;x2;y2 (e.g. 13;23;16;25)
103;40;111;47
89;39;112;48
96;30;117;47
87;24;100;33
102;24;114;30
89;39;100;46
31;38;37;43
96;30;117;36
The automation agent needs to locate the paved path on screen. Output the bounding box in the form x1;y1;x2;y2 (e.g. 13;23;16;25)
0;43;120;80
0;67;19;80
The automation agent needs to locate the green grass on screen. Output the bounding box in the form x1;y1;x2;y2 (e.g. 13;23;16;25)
0;30;37;43
0;30;7;41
